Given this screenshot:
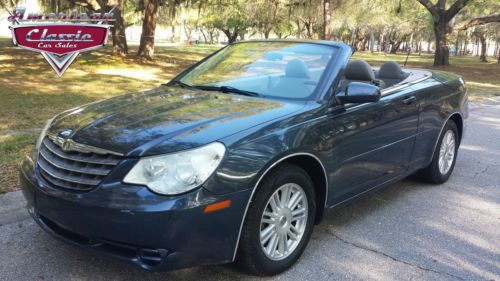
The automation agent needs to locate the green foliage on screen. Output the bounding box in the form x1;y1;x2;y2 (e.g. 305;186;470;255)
30;0;500;47
201;0;252;35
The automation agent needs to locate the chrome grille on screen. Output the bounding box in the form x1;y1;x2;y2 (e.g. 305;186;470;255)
37;137;123;191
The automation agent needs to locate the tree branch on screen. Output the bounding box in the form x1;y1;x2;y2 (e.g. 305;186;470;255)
455;14;500;31
446;0;471;20
69;0;101;11
437;0;446;9
417;0;438;18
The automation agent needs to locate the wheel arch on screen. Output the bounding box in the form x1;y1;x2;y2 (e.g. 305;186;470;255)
284;155;328;224
232;152;328;261
430;112;464;160
449;113;463;143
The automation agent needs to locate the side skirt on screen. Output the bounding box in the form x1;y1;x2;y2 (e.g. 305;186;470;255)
325;167;421;211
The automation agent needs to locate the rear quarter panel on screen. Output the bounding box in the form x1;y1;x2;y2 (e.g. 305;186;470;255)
411;71;468;168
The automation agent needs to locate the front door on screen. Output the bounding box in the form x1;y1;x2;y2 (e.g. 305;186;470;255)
320;86;419;205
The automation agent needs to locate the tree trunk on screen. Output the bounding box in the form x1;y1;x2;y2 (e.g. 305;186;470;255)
207;31;213;44
454;32;460;56
496;42;500;63
295;19;301;39
368;27;375;53
390;41;402;54
200;29;208;44
379;33;385;52
183;20;193;41
350;27;359;47
108;0;127;56
171;26;177;42
494;41;498;62
461;33;467;56
478;33;488;62
222;29;239;43
322;0;330;40
418;0;500;65
137;0;159;59
264;29;271;39
358;37;367;51
305;22;313;39
433;21;449;66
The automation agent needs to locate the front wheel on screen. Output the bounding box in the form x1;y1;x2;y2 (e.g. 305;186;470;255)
235;163;316;276
418;120;459;184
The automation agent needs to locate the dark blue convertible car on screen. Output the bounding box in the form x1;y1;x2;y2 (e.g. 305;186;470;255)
19;40;468;275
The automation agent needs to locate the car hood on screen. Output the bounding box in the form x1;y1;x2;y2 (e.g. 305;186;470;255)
48;86;304;156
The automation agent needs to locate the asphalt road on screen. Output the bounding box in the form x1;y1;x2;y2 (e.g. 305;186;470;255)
1;100;499;281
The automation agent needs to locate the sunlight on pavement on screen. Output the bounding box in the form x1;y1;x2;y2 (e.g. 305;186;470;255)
467;82;500;90
459;145;484;152
424;215;498;257
475;116;500;124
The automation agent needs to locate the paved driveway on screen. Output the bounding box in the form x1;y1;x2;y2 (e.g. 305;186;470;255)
1;101;499;281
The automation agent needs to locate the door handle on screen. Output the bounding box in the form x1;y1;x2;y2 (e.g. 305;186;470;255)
402;96;416;105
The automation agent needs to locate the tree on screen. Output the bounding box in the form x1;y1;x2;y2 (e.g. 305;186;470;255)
137;0;159;59
202;0;252;43
417;0;500;66
455;14;500;31
473;28;488;62
292;0;323;39
107;0;128;56
0;0;19;12
70;0;101;10
252;0;283;39
455;0;500;62
322;0;331;40
416;0;470;65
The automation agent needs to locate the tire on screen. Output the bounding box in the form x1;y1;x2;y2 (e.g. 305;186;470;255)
235;163;316;276
418;120;459;184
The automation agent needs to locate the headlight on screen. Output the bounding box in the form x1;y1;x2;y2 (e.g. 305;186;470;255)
123;142;226;195
36;117;55;150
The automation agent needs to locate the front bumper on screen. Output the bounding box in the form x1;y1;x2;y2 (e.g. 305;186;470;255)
19;154;251;271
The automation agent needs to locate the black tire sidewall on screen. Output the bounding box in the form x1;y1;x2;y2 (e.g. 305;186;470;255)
240;164;316;275
430;121;459;182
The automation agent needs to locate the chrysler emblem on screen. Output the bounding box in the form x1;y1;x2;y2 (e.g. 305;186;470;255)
62;139;72;151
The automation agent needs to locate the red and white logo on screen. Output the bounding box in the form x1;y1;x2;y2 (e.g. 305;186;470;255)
8;8;114;76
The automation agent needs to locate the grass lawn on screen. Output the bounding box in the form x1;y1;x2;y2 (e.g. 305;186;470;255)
0;37;499;192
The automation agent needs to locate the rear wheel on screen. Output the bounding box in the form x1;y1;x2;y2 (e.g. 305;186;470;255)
235;163;316;276
418;120;459;184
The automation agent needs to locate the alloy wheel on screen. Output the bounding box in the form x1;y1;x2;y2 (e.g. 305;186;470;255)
259;183;308;261
438;129;456;175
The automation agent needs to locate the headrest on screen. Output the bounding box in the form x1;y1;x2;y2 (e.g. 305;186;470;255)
378;61;404;79
344;60;374;81
285;59;311;79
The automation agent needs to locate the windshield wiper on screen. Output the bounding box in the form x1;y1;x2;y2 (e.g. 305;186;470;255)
193;85;261;97
167;80;194;89
167;81;260;97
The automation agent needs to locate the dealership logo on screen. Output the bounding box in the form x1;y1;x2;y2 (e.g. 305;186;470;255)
8;7;114;76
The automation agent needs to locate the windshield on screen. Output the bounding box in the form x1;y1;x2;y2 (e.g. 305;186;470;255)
179;42;336;99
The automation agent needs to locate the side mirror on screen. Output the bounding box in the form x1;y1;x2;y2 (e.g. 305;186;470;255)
336;82;381;104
